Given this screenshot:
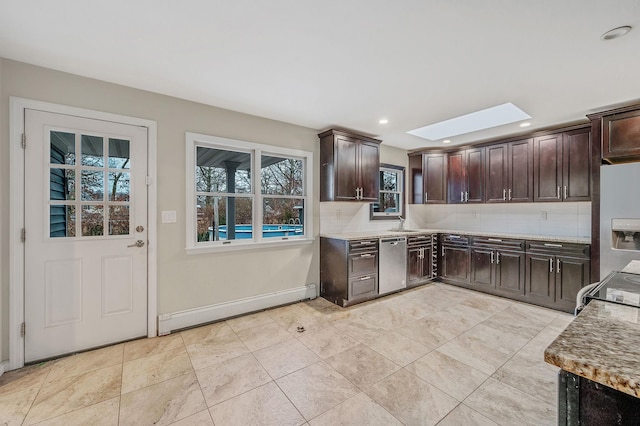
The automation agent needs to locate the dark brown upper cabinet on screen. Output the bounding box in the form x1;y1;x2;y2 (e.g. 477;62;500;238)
448;147;484;204
319;129;381;202
602;108;640;164
485;139;533;203
533;129;591;202
409;152;447;204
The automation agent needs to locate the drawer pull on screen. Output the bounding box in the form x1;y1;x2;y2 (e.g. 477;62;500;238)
359;276;372;281
449;235;461;239
488;238;503;242
360;254;374;258
544;243;563;248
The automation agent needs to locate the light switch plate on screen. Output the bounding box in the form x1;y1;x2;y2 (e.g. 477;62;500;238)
162;210;177;223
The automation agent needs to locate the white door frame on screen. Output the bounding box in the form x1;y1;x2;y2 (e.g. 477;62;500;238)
9;97;158;370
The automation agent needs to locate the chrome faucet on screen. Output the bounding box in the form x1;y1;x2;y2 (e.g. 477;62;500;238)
398;217;405;230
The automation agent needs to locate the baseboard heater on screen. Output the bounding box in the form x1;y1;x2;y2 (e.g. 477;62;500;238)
157;284;317;335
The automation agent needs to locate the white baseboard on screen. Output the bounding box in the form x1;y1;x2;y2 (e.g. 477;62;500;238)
158;284;317;335
0;361;8;376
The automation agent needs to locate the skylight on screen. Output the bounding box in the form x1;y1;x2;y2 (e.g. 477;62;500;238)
407;103;531;141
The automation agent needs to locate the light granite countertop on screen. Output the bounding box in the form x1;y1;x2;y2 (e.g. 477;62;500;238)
544;300;640;398
622;260;640;275
320;229;591;244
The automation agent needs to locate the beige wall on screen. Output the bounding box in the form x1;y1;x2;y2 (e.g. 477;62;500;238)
0;59;325;361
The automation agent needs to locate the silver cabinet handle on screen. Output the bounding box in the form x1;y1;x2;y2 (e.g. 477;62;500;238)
549;258;554;273
425;192;428;203
496;252;500;264
491;251;494;264
557;258;560;274
544;243;563;248
508;188;512;201
442;246;445;256
465;191;469;202
461;191;464;202
360;253;374;258
359;275;372;281
556;186;560;199
503;188;506;201
564;185;567;199
488;238;503;242
128;240;145;248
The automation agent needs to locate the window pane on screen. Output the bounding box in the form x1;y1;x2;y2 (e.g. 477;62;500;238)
261;156;303;195
108;172;130;201
263;198;304;238
50;205;76;238
81;135;104;167
108;138;131;169
50;131;75;165
196;195;252;242
81;205;104;236
197;195;224;242
109;205;130;236
50;168;75;201
196;146;251;193
379;193;400;214
380;170;399;191
81;170;104;201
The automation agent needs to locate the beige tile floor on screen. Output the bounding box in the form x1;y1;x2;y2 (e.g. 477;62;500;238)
0;283;574;426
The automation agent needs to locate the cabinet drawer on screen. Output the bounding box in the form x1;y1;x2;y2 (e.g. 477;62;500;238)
440;234;470;245
526;241;590;258
408;234;433;247
349;274;378;299
348;239;378;252
348;251;378;276
472;236;525;251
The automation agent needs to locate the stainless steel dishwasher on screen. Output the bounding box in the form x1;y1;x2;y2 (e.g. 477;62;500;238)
379;236;407;295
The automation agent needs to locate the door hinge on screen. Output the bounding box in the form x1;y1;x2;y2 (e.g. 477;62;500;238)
20;322;25;337
21;133;26;149
145;176;152;185
21;228;26;243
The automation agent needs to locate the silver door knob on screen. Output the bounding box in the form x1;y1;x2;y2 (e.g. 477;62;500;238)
127;240;145;248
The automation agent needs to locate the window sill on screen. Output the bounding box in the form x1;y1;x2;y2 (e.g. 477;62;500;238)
186;237;315;255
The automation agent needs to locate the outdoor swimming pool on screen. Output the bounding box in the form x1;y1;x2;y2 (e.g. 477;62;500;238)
208;224;303;240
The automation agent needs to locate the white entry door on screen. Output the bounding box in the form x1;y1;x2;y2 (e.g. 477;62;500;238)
24;109;148;362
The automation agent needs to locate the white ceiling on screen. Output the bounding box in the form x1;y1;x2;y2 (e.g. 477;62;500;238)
1;1;639;150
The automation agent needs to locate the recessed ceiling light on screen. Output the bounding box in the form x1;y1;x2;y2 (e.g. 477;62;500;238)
520;122;531;127
407;103;531;141
442;139;451;144
379;118;389;125
601;26;632;40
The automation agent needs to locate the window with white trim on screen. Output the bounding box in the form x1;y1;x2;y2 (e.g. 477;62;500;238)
186;132;313;252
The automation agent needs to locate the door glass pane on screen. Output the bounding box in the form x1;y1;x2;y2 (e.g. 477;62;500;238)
108;172;130;201
108;205;130;236
81;171;104;201
109;138;131;169
50;169;75;201
262;198;304;238
50;205;76;238
261;156;303;195
196;146;252;193
81;205;104;236
50;131;75;165
81;135;104;167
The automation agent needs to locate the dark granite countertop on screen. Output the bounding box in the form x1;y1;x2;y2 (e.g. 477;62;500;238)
544;300;640;398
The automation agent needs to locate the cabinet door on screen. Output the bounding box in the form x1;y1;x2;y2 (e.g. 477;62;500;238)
508;139;534;202
348;251;378;276
470;247;495;289
424;154;447;203
485;144;508;203
534;134;563;202
442;246;470;283
422;246;433;279
563;129;591;201
603;109;640;162
495;250;525;296
359;141;380;201
466;147;485;203
447;151;465;204
407;247;422;285
334;135;359;200
525;253;556;305
555;256;590;312
409;154;423;204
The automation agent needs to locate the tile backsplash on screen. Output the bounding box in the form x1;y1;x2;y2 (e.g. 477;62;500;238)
320;201;591;239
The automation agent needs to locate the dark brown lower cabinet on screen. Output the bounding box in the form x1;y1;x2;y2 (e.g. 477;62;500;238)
407;234;435;287
469;237;525;297
525;242;591;312
440;235;470;284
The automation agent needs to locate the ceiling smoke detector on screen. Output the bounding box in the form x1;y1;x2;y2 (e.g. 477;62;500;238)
601;26;632;41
